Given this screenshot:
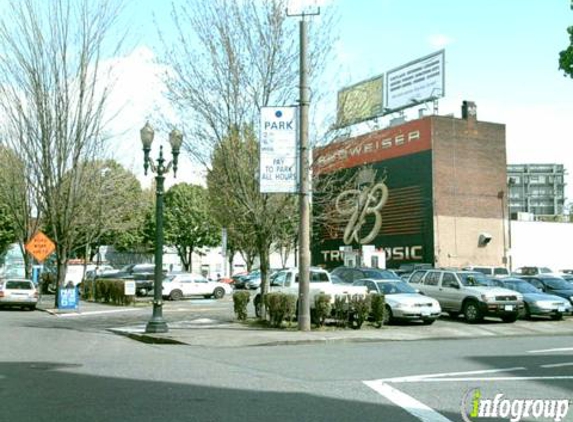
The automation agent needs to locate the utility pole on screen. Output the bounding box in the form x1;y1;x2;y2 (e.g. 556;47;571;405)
288;7;319;331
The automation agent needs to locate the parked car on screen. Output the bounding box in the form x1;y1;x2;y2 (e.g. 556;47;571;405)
353;279;441;324
559;273;573;284
97;264;159;297
162;272;232;300
462;266;510;278
330;266;400;284
410;269;523;323
253;267;367;317
515;275;573;305
393;263;433;280
514;266;554;276
491;277;572;320
0;278;38;310
230;272;249;289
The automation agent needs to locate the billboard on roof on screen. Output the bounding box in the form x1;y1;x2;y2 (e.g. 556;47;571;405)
385;50;445;112
336;74;384;128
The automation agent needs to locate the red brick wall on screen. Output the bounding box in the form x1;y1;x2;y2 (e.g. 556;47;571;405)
432;116;507;219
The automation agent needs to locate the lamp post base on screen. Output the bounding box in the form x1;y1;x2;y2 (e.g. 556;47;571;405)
145;318;169;333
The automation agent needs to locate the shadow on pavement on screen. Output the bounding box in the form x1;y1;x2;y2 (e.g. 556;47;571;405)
1;361;467;422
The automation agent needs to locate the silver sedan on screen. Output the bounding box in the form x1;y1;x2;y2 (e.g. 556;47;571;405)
353;279;442;325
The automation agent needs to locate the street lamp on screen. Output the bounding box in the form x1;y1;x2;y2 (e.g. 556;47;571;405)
140;122;183;333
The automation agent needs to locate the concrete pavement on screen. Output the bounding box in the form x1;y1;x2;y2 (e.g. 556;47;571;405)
36;295;573;348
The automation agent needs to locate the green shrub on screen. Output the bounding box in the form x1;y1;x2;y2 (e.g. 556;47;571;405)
333;295;349;327
282;294;297;326
264;293;297;327
348;294;371;330
313;294;332;327
40;273;56;294
87;279;134;306
370;293;385;328
233;291;251;321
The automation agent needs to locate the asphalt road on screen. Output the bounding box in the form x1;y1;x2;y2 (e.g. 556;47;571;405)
2;300;573;422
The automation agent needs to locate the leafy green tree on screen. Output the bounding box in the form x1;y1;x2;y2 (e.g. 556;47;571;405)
559;27;573;78
105;186;155;256
164;183;220;271
0;203;17;256
66;160;146;265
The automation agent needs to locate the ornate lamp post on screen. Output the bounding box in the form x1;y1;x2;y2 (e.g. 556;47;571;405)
140;122;183;333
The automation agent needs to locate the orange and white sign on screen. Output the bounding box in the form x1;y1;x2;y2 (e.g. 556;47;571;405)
25;231;56;263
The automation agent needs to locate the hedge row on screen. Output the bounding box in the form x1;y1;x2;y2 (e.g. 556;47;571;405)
233;291;385;329
82;278;135;306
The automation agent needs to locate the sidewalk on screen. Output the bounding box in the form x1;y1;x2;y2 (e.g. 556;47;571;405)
36;294;150;316
108;316;573;348
37;295;573;348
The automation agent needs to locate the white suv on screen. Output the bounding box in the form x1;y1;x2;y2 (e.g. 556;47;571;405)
462;266;509;278
409;270;523;323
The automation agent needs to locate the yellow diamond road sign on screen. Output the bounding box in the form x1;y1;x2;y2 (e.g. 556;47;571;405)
25;231;56;263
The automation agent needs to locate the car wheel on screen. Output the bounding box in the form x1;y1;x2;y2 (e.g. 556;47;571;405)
213;288;225;299
463;301;483;323
383;305;393;325
28;305;36;311
523;303;532;320
169;290;183;301
138;288;148;297
550;313;563;321
422;318;435;325
501;314;518;323
254;295;262;318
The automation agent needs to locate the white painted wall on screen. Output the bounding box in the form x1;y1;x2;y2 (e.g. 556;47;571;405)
510;220;573;272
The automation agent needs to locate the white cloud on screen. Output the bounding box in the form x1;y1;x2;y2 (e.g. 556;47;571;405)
100;46;203;188
428;34;453;49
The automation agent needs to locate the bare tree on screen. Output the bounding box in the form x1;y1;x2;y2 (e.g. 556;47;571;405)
206;126;297;317
160;0;336;317
0;146;41;277
0;0;126;303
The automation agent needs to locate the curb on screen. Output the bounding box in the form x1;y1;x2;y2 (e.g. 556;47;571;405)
108;329;187;345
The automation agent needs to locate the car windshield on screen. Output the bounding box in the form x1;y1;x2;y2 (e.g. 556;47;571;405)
505;281;540;294
364;269;400;280
459;273;492;286
376;281;417;294
5;280;34;290
544;278;572;290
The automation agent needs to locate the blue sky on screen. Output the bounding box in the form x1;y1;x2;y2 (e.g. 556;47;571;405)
107;1;573;197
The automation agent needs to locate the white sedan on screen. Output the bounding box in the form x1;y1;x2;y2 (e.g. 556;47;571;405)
0;278;38;310
353;279;442;325
162;273;232;301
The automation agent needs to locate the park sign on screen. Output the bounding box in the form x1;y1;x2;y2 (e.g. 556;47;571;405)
25;231;56;263
259;106;298;193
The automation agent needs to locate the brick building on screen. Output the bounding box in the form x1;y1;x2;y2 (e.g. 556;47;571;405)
313;102;508;269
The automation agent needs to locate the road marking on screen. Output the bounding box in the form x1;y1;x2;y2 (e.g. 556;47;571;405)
57;308;141;317
389;376;573;383
540;362;573;369
528;347;573;354
364;381;454;422
380;367;526;383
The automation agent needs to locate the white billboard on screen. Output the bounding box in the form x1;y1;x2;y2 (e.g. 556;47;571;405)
259;107;298;193
385;50;445;112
